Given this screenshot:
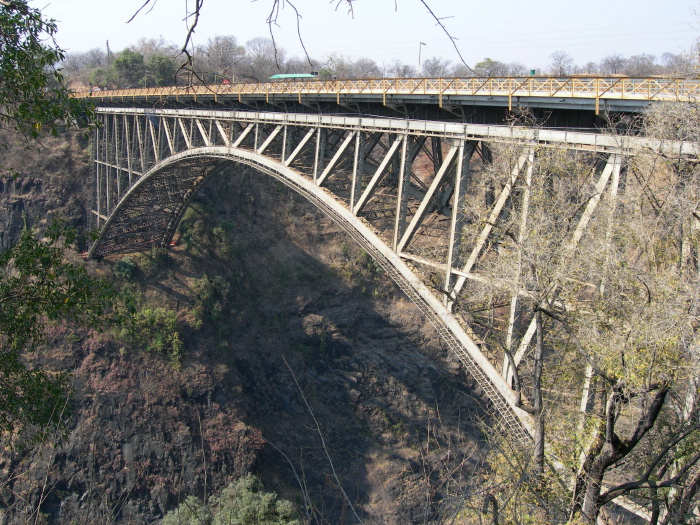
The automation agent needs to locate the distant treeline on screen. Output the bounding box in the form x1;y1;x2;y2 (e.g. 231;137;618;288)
61;34;698;90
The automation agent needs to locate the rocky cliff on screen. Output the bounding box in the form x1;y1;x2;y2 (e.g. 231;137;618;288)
0;130;487;524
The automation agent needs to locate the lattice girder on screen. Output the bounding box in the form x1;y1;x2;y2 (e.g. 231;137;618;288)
90;107;698;442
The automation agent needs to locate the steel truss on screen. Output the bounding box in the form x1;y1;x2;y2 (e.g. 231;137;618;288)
90;107;697;442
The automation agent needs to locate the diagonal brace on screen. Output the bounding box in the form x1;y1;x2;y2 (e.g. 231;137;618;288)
397;144;459;252
353;135;404;215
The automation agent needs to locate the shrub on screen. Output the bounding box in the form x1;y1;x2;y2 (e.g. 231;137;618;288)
113;256;137;280
119;307;184;367
190;275;231;327
162;474;301;525
211;474;301;525
138;247;171;277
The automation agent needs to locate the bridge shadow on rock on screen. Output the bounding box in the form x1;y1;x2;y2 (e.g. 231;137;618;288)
145;164;491;523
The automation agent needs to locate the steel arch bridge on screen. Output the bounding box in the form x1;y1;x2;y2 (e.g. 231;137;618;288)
89;107;697;441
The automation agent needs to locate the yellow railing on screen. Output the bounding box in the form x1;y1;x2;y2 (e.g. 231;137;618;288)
71;77;700;113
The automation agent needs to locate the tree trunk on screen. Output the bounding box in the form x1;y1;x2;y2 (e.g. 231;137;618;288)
572;386;670;522
570;410;606;518
581;461;607;521
674;467;700;525
533;309;545;479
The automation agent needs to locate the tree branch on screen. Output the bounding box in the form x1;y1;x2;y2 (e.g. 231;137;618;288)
417;0;478;76
126;0;157;23
600;449;700;504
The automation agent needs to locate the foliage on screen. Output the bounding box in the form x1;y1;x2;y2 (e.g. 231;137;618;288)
473;57;509;77
212;474;301;525
162;474;301;525
113;256;137;280
211;219;239;259
162;495;212;525
0;219;118;444
178;203;213;254
0;1;92;143
112;48;147;88
137;246;171;277
146;53;177;87
191;274;231;327
177;201;241;261
118;306;184;367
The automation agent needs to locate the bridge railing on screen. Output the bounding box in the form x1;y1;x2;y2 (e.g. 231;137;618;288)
72;76;700;108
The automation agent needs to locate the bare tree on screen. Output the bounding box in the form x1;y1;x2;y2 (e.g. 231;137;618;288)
623;53;659;76
661;52;695;75
580;61;598;75
130;36;179;61
599;53;627;75
507;61;527;76
237;36;285;82
548;50;574;76
321;53;352;79
450;103;700;523
421;56;451;77
451;63;478;78
283;56;318;75
196;35;245;81
352;57;381;79
61;48;108;86
387;59;416;78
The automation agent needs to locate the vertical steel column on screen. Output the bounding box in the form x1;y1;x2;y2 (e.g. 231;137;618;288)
353;135;404;216
105;115;111;215
163;118;175;156
392;135;411;251
510;153;622;373
208;119;215;147
444;141;475;307
397;142;459;254
113;113;121;202
448;149;530;309
124;115;133;187
94;117;101;229
350;131;365;212
573;153;622;421
576;363;597;470
148;118;160;164
313;128;327;184
281;125;289;164
431;136;443;174
599;152;621;296
135;116;145;174
503;146;534;382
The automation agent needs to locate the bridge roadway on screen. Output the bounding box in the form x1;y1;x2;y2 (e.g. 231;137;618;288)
73;76;700;128
88;103;698;444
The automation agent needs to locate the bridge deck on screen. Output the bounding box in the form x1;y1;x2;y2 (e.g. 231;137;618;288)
71;76;699;115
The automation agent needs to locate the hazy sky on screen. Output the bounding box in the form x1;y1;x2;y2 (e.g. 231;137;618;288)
42;0;698;71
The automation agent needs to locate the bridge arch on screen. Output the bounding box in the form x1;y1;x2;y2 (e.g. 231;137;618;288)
91;144;534;442
90;107;698;446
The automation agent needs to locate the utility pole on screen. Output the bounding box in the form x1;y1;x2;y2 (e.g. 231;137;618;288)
418;42;426;74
